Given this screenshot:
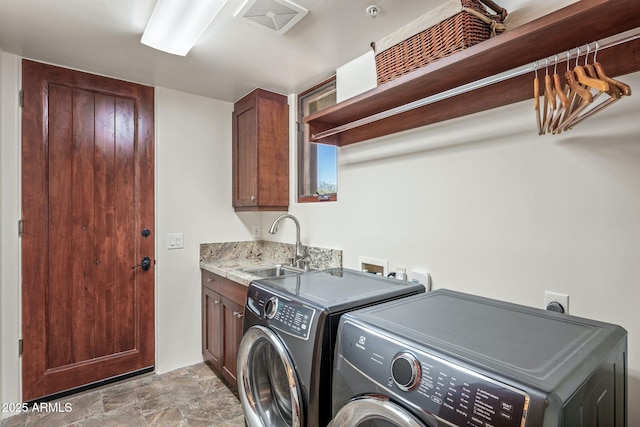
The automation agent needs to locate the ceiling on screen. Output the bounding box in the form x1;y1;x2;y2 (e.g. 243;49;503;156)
0;0;452;102
0;0;578;102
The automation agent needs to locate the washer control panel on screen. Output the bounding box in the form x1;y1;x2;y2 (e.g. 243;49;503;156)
339;321;529;427
247;286;315;340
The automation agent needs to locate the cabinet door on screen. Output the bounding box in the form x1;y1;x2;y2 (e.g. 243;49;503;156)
232;98;258;208
232;88;289;211
221;298;244;386
256;95;289;209
202;287;223;369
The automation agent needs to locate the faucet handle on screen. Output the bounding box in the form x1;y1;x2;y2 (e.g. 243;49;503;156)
297;259;310;271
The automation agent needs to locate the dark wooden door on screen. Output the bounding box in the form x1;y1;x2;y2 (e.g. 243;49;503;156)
21;60;155;401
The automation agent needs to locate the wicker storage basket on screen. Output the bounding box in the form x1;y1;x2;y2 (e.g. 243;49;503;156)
372;0;507;84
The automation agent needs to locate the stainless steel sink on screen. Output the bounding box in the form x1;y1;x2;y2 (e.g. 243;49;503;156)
243;264;302;278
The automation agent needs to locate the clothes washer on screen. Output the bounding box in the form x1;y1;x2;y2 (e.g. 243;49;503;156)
237;268;425;427
331;289;627;427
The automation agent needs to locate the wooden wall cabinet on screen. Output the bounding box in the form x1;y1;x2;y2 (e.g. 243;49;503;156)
201;269;247;389
232;88;289;211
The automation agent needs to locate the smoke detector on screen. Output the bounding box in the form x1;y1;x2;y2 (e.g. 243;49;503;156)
366;5;381;18
235;0;308;34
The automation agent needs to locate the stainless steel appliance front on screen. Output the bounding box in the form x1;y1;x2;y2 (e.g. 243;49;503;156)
237;268;425;427
331;289;627;427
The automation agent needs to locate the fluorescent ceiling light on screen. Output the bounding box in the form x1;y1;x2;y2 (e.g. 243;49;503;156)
141;0;229;56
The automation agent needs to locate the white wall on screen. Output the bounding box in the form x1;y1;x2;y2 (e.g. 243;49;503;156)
0;45;4;411
154;87;254;374
0;52;22;417
265;72;640;423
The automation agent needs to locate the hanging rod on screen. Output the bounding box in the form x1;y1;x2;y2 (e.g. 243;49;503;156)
312;27;640;141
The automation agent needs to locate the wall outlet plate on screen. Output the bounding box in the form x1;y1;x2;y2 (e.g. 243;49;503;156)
410;269;432;291
544;291;569;314
252;225;261;239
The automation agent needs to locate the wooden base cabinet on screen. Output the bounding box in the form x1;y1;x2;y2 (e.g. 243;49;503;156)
232;88;289;211
201;270;247;389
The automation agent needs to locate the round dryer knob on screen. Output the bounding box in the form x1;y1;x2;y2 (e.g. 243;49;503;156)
264;297;279;319
391;352;421;391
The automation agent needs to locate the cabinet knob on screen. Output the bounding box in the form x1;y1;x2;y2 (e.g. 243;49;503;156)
250;195;256;201
233;310;244;318
214;299;221;305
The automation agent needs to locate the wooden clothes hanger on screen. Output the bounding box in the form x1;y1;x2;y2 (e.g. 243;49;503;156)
557;46;605;132
534;42;632;135
548;54;570;133
566;86;621;129
543;62;557;133
594;62;631;95
592;41;632;96
562;43;630;131
553;60;592;133
573;65;609;92
564;69;622;130
534;63;543;135
554;64;570;109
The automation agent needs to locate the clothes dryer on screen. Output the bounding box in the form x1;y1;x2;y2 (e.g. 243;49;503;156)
331;289;627;426
237;268;425;427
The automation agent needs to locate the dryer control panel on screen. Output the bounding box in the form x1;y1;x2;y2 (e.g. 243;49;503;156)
339;321;529;427
247;286;316;340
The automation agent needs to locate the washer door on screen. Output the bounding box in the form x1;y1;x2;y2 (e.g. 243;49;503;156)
237;325;303;427
329;395;428;427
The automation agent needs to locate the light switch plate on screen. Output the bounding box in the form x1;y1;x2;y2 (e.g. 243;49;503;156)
167;233;184;249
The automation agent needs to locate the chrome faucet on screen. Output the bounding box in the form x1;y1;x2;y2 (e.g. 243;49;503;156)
269;214;308;269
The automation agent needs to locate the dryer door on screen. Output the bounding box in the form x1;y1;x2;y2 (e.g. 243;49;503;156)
237;325;303;427
329;395;428;427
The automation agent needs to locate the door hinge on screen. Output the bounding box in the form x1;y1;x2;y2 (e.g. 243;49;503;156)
19;339;23;356
19;89;24;108
18;219;24;237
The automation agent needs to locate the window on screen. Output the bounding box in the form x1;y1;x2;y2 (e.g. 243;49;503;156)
297;76;337;203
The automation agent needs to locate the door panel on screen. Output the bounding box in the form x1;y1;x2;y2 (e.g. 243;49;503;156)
222;298;243;384
70;88;97;364
203;287;223;368
47;83;74;370
233;101;257;207
113;97;137;354
21;60;155;401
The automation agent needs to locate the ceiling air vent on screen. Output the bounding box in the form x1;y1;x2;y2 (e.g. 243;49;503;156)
235;0;308;34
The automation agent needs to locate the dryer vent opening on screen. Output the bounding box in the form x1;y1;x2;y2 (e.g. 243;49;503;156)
235;0;308;34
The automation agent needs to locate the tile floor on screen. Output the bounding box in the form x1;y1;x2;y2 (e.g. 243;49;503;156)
0;363;244;426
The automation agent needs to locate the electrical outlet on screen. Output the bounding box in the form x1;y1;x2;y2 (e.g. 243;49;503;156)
410;269;432;291
544;291;569;314
252;225;261;239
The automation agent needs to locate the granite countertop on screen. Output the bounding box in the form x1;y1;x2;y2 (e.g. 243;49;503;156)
200;241;342;286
